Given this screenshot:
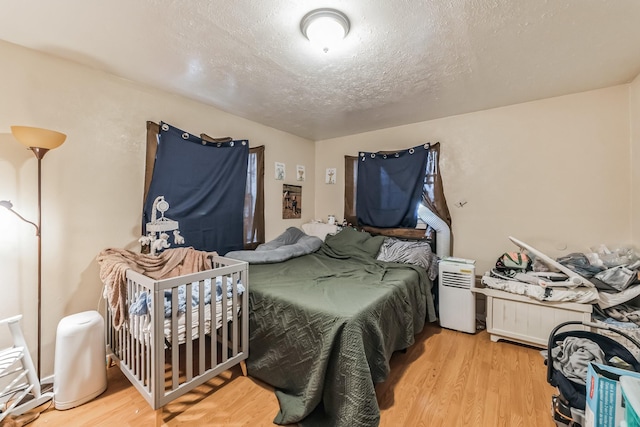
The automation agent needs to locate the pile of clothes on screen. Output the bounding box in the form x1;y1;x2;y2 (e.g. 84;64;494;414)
482;241;640;358
482;242;640;308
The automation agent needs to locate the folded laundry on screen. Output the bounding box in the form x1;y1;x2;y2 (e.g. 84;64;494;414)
481;275;598;304
604;304;640;327
598;284;640;309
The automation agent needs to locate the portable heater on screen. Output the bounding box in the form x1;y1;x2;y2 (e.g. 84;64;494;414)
438;257;476;334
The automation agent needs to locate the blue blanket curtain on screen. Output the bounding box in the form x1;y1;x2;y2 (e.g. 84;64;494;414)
144;122;249;254
356;145;429;228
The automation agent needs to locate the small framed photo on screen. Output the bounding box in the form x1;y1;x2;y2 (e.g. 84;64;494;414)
282;184;302;219
275;162;285;180
296;165;305;181
325;168;336;184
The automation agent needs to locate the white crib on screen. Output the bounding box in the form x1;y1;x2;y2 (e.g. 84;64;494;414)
105;255;248;410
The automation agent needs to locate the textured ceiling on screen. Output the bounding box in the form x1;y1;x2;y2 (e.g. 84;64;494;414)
1;0;639;140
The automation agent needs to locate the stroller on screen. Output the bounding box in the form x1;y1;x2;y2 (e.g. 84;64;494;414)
547;320;640;427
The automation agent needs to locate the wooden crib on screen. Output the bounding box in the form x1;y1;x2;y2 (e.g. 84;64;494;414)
105;255;248;410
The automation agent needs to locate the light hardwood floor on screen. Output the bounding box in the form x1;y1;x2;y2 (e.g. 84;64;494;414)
19;323;556;427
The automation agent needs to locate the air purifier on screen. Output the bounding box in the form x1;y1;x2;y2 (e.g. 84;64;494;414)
438;257;476;334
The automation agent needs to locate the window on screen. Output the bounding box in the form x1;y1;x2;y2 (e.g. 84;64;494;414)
243;146;265;249
343;142;451;235
145;121;265;250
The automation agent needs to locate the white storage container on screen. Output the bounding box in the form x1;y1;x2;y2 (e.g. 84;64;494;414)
54;310;107;410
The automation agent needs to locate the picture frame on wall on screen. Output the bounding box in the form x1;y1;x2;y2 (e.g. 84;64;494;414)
282;184;302;219
296;165;305;181
275;162;285;180
325;168;336;184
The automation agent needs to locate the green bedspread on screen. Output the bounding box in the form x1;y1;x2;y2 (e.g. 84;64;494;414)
247;228;435;427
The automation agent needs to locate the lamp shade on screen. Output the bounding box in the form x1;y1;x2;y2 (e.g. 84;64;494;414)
11;126;66;150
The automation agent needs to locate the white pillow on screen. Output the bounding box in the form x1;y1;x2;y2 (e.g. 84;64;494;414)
301;222;339;241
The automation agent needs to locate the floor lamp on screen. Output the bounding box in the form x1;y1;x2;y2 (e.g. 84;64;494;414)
1;126;66;385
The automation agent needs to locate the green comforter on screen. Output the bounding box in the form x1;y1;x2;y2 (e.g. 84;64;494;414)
247;228;435;427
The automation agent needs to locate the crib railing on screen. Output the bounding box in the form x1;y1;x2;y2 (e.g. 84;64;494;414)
105;256;249;409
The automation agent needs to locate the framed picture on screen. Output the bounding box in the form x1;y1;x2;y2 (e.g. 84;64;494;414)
296;165;305;181
325;168;336;184
282;184;302;219
275;162;285;180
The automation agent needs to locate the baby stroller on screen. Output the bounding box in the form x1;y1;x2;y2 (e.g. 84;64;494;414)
547;320;640;427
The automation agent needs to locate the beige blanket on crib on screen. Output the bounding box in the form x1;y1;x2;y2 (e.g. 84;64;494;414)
96;247;213;330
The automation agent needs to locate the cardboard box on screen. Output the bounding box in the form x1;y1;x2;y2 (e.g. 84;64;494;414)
585;363;640;427
620;376;640;427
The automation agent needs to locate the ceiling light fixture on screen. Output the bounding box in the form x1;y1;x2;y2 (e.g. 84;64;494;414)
300;8;350;53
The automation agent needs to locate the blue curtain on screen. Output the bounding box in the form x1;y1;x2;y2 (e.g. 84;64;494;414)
143;122;249;254
356;144;429;228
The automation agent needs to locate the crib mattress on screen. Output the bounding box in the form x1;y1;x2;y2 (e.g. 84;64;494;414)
128;300;240;347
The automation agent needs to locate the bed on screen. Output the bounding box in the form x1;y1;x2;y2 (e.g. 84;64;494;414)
98;248;248;410
243;227;437;427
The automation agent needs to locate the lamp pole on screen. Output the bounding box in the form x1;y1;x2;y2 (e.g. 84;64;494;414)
32;148;48;379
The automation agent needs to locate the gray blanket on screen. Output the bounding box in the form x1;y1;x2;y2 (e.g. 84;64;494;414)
225;227;322;264
551;336;604;385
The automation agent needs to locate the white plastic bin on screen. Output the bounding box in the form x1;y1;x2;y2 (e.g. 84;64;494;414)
54;310;107;410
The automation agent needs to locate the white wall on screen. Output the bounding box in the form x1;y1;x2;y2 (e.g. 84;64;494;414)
315;86;632;274
631;74;640;246
0;40;315;376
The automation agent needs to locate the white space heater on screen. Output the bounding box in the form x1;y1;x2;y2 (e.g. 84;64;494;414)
438;257;476;334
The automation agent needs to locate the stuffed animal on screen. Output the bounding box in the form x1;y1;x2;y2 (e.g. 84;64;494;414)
138;233;153;247
173;230;185;245
151;233;171;254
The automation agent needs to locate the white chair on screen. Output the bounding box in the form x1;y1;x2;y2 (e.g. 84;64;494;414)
0;315;53;421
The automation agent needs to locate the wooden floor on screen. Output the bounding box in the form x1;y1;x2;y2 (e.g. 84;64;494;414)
19;323;557;427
